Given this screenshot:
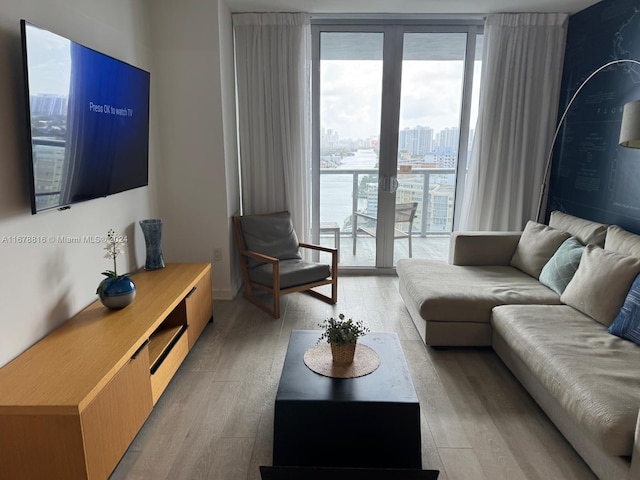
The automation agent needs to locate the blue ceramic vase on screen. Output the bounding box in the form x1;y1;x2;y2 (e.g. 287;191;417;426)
97;276;137;309
139;219;165;270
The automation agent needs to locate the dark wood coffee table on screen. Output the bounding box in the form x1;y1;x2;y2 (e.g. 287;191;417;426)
273;330;421;469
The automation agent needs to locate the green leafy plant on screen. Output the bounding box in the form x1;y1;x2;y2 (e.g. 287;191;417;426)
101;229;128;279
318;313;370;345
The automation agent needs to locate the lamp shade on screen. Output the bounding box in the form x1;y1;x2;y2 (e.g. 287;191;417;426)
619;100;640;148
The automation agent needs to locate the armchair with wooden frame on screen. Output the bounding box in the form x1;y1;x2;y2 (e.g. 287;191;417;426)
233;211;338;319
353;202;418;258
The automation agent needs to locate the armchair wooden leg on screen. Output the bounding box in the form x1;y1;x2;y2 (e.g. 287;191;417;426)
273;292;280;319
272;263;281;318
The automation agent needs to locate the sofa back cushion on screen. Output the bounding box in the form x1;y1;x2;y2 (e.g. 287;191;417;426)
604;225;640;258
539;237;584;295
561;245;640;326
510;221;570;279
549;211;607;247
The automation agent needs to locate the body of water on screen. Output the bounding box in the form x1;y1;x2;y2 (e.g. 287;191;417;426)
320;149;378;231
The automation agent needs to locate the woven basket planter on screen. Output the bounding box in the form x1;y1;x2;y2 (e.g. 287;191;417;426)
330;342;357;365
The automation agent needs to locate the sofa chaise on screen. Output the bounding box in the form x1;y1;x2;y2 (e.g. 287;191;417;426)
397;211;640;480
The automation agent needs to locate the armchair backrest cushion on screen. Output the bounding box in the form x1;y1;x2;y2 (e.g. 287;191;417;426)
239;211;301;268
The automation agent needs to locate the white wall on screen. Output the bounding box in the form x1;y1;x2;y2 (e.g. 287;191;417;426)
0;0;157;366
219;0;243;294
0;0;241;367
148;0;240;300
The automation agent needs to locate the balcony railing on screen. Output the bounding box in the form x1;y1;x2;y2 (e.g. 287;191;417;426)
320;167;456;237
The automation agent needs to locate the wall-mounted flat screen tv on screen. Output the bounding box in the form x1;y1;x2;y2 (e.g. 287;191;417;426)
20;20;150;214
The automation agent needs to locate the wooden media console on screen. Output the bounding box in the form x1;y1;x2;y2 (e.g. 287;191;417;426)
0;263;213;480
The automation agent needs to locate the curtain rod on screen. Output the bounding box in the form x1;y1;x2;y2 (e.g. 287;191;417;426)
311;13;485;24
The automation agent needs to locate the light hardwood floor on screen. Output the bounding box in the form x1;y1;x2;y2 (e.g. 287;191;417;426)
111;276;597;480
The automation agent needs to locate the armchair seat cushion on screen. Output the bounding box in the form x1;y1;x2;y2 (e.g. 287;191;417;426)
249;259;331;289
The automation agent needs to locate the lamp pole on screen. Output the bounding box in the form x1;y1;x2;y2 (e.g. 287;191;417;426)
535;58;640;223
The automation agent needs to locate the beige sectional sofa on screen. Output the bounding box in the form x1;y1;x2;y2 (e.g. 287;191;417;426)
397;212;640;480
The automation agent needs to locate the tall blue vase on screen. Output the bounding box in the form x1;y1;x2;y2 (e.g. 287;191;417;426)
139;219;165;270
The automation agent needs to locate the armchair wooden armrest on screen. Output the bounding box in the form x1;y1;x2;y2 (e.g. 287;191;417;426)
299;242;338;254
239;250;279;264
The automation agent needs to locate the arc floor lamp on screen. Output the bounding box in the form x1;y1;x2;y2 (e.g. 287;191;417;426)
536;58;640;222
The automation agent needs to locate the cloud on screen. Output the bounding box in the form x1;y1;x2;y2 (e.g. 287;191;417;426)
321;60;382;139
320;59;472;140
399;61;464;130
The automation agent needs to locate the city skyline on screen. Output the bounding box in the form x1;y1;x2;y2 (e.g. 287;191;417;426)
321;123;472;154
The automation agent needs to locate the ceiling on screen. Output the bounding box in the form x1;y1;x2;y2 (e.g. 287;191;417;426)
224;0;601;15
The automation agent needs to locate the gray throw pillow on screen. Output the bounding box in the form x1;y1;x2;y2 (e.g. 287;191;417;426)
240;212;301;268
510;221;571;279
561;245;640;326
539;237;585;295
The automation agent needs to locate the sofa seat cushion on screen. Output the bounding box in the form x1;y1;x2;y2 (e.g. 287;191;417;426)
396;259;561;324
492;304;640;456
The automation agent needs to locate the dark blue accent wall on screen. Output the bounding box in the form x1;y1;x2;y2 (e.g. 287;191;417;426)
547;0;640;233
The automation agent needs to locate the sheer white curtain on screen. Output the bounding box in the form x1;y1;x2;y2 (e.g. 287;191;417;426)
459;13;568;231
233;13;311;241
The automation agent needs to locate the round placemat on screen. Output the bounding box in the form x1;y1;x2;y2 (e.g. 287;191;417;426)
303;343;380;379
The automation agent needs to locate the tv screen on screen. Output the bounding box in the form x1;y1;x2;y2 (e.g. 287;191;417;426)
20;20;150;214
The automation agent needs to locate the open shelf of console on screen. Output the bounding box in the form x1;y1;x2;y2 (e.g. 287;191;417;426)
149;324;185;371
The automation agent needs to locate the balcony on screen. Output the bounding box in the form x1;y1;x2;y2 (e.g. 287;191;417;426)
318;167;455;267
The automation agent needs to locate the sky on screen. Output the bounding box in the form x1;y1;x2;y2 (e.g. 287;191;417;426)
320;59;481;141
25;23;71;96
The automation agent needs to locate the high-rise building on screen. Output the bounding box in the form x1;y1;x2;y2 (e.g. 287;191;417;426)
436;127;460;152
321;127;340;148
30;94;68;116
398;125;433;156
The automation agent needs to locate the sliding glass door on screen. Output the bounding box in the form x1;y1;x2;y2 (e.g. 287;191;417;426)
312;21;483;270
316;30;384;268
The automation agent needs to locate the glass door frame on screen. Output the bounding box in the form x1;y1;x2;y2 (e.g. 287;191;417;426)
312;18;484;272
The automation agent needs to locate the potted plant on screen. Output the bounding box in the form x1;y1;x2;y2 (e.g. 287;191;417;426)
96;229;136;309
318;313;370;365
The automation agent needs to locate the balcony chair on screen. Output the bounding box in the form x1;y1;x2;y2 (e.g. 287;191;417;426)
259;466;439;479
232;211;338;319
353;202;418;258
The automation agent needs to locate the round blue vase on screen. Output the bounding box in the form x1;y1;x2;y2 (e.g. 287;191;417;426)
97;276;137;309
139;219;165;270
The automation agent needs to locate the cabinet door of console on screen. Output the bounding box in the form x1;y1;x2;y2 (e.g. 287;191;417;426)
186;271;213;349
80;344;153;480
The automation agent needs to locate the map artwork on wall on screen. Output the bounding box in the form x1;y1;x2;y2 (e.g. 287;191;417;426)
547;0;640;233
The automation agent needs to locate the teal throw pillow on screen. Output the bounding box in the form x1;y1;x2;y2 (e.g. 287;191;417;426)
609;274;640;345
539;237;585;295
